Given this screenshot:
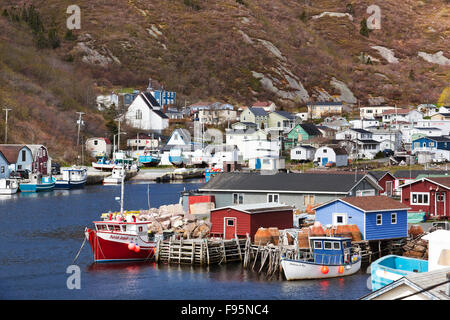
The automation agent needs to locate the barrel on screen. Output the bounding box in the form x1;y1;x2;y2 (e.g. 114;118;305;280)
409;225;424;238
268;227;280;245
254;228;272;245
349;224;361;242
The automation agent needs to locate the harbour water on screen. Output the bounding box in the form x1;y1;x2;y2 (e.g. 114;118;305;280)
0;180;371;300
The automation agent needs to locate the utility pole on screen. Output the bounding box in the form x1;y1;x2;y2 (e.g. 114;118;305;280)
76;112;85;164
117;117;122;153
3;108;11;144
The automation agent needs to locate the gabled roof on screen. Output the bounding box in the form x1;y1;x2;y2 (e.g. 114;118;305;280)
315;195;410;213
248;107;268;116
368;171;395;181
413;136;450;142
200;172;376;194
299;123;322;136
0;145;30;163
351;128;372;134
272;110;295;120
152;108;169;119
141;92;161;108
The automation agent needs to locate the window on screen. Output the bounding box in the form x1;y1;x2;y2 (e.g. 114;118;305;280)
122;225;127;232
333;242;341;250
411;192;429;205
304;195;315;206
138;226;143;232
226;219;234;226
22;150;26;161
94;140;98;146
324;241;333;250
376;214;382;226
313;241;322;249
233;193;244;205
333;213;347;225
1;166;4;173
437;192;445;202
323;148;327;153
391;213;397;224
267;193;279;203
136;109;142;120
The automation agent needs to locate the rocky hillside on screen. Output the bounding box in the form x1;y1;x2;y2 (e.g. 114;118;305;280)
0;0;449;160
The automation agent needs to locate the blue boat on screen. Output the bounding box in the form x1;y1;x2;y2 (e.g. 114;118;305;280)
53;168;87;190
19;174;55;192
370;255;428;291
139;150;161;167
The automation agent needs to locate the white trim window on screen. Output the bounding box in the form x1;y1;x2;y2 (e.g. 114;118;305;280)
391;213;397;224
324;241;333;250
376;214;382;226
233;193;244;205
411;192;429;205
313;241;322;250
267;193;279;203
332;213;347;225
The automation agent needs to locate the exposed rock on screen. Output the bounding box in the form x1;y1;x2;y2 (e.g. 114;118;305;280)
73;42;121;67
371;46;399;64
330;77;357;104
418;51;450;66
312;12;353;21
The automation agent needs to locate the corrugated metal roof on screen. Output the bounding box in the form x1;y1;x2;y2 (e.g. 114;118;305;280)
212;202;294;214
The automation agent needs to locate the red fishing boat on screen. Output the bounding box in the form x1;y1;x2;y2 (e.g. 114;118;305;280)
84;215;157;263
84;166;156;262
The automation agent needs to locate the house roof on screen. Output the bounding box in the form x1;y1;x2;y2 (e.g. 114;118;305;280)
368;171;394;181
394;170;450;179
382;109;411;115
211;202;294;214
331;146;348;155
415;136;450;142
273;110;295;120
141;92;161;108
352;128;372;134
338;195;410;212
0;145;30;163
361;267;450;300
248;107;268;116
299;123;322;136
307;101;343;106
152;108;169;119
200;172;376;194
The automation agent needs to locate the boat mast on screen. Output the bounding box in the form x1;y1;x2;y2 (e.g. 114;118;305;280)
120;166;125;215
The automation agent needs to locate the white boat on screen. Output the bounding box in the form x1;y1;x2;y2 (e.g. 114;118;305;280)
103;166;125;185
281;236;361;280
0;178;19;195
53;167;87;189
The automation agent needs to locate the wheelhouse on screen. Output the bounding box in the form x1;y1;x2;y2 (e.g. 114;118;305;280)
309;236;352;265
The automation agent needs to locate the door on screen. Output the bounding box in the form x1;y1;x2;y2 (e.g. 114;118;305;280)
436;192;446;217
255;158;261;169
385;181;393;196
321;157;328;166
224;217;237;240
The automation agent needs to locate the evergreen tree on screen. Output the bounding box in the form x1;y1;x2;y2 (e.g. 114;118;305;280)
360;18;369;37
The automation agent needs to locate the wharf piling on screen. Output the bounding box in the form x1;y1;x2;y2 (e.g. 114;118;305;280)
155;237;247;265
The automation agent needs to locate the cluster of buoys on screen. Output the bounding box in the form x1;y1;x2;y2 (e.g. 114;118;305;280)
128;242;141;253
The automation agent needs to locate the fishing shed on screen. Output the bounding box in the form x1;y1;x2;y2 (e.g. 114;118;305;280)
209;203;294;240
314;196;410;241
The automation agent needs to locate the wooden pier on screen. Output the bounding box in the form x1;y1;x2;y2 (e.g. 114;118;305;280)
155;237;247;265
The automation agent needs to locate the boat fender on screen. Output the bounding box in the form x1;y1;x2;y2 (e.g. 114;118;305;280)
128;242;136;251
134;245;141;253
338;265;344;274
321;266;329;274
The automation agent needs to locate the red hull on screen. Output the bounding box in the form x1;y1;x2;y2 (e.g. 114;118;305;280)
86;228;156;262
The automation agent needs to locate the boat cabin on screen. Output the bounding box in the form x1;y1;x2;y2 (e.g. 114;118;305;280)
309;236;353;265
61;168;87;182
94;220;149;237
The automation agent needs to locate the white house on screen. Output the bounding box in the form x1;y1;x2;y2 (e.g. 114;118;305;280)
249;156;285;171
336;128;380;159
239;139;280;161
124;92;169;132
252;101;277;112
85;137;112;158
166;128;192;150
225;127;267;154
360;106;395;119
350;119;380;129
314;146;348;167
381;109;423;123
290;145;316;162
369;128;402;151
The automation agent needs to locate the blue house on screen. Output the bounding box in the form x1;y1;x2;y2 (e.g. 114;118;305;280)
0;151;10;179
412;136;450;153
314;196;410;241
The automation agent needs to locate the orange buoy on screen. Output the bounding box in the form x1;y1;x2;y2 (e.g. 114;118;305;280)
128;242;136;251
321;266;329;274
338;265;344;274
134;245;141;253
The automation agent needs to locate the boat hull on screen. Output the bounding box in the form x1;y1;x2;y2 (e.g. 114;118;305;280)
281;258;361;280
92;163;115;171
103;178;122;185
0;187;18;195
54;179;86;190
370;255;428;291
85;228;156;263
19;183;55;192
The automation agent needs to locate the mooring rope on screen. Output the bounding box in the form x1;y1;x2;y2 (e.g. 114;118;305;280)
73;236;87;264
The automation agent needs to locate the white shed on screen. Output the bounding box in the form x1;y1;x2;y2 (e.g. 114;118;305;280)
290;145;316;162
314;146;348;167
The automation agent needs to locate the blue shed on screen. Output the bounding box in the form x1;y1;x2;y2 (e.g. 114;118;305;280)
314;196;410;241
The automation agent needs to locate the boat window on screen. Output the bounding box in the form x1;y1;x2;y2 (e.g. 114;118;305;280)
324;241;333;250
333;242;341;250
313;241;322;249
122;225;127;232
114;225;120;231
138;226;143;233
108;225;115;231
96;224;106;231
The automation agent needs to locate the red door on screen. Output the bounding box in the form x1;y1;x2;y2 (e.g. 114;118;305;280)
436;192;446;217
224;217;237;240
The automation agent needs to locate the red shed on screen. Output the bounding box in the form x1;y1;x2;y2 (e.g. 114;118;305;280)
210;203;294;240
368;171;396;196
399;177;450;219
